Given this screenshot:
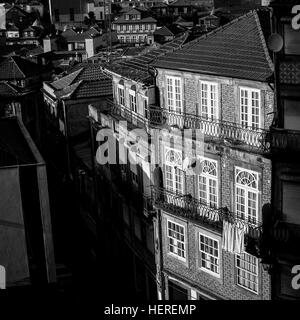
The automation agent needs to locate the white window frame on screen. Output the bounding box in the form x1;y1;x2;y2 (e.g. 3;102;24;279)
235;252;259;294
167;220;186;261
198;232;220;278
129;89;137;113
198;157;218;208
165;147;184;194
199;81;219;120
166;76;183;113
235;167;259;226
118;84;125;106
239;87;261;129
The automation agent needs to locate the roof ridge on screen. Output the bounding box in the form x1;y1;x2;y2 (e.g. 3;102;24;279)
156;11;255;60
10;56;26;78
252;9;274;73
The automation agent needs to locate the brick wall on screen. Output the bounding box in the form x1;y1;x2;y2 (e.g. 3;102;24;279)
161;213;272;300
156;68;274;130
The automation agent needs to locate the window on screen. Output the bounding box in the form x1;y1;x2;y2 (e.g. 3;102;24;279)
282;181;300;225
199;233;220;276
139;24;143;31
132;35;137;43
166;165;183;194
130;92;137;112
198;159;218;208
168;280;189;300
240;88;260;129
236;253;259;294
165;148;183;194
54;9;59;22
235;168;259;225
70;8;74;21
166;76;182;113
200;81;218;120
167;220;186;260
118;86;125;106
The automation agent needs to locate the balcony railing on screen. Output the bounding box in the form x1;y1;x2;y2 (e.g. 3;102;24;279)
150;186;262;238
270;127;300;152
149;107;270;153
107;100;149;129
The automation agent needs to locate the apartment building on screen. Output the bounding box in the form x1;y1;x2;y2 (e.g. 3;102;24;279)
86;34;189;299
149;9;274;300
43;27;107;61
265;0;300;300
48;0;106;28
112;7;157;45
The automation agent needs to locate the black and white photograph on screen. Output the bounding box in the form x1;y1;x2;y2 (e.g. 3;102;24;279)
0;0;299;314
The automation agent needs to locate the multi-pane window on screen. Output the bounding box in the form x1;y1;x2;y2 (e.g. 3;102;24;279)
236;253;259;293
198;159;218;208
235;168;259;225
130;93;137;112
165;148;183;194
166;165;183;194
199;233;220;276
240;88;260;129
167;220;186;260
118;86;125;106
200;81;218;120
166;76;182;113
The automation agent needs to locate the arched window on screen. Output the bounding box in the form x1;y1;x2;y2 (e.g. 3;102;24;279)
235;168;259;225
165;148;182;167
165;148;183;194
198;159;218;208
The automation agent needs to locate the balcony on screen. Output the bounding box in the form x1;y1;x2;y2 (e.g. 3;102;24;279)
107;100;149;130
270;128;300;152
150;186;262;238
149;107;270;153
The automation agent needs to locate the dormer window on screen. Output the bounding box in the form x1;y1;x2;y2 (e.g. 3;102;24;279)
125;14;129;20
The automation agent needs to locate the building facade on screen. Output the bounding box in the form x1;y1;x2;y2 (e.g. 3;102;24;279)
265;0;300;300
112;7;157;45
48;0;106;28
149;9;274;300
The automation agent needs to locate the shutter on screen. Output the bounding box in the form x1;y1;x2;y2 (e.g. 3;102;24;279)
282;181;300;225
153;166;163;189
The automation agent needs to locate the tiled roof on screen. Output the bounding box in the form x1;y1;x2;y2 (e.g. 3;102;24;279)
105;32;190;84
153;10;274;82
67;28;101;42
154;26;175;37
0;56;46;80
48;63;112;100
113;16;157;24
169;0;195;7
0;81;21;97
113;7;157;24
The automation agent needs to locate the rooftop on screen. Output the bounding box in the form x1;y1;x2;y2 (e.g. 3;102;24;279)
47;63;112;100
105;32;190;84
0;56;46;80
153;9;274;82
